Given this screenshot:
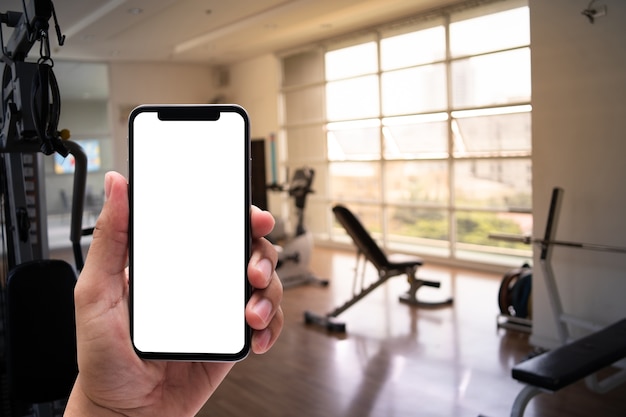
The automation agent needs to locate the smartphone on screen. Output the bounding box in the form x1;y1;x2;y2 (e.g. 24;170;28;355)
128;104;251;361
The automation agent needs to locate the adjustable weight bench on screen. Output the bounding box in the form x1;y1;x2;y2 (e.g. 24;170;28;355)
304;204;452;332
509;318;626;417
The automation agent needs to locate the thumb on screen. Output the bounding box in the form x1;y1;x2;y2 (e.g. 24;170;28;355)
74;172;131;370
81;171;129;283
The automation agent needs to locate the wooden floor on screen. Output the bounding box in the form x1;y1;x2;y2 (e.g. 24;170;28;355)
197;247;626;417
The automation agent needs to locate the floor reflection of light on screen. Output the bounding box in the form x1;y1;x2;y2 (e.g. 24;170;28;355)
458;368;472;398
391;354;406;382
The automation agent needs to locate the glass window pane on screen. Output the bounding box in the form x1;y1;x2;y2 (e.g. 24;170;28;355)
453;109;531;157
388;207;449;241
454;159;532;210
325;42;378;80
383;114;448;159
307;200;328;237
327;119;380;161
329;162;380;201
456;211;532;250
284;85;325;124
381;64;447;116
380;26;446;70
450;7;530;57
385;161;449;205
451;48;531;108
332;204;383;241
326;75;379;121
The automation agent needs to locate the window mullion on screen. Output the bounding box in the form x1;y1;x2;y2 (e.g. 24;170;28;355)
444;12;456;260
375;32;389;250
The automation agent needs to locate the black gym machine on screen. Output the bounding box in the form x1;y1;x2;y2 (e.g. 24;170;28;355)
1;2;91;416
267;167;329;288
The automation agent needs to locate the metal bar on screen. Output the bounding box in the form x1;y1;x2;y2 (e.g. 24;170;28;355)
63;140;87;271
541;257;569;344
488;233;531;244
329;271;392;318
541;187;563;261
497;314;532;333
510;385;544;417
534;239;626;254
539;187;569;344
490;234;626;254
351;250;362;296
490;186;626;254
560;313;604;334
585;368;626;394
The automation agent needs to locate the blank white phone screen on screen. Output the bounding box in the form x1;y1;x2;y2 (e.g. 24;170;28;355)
131;109;247;356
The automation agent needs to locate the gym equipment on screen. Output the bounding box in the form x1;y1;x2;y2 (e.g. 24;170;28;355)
1;3;90;416
268;167;328;289
1;0;68;269
304;204;453;332
511;318;626;417
495;187;626;417
497;263;532;333
6;260;77;417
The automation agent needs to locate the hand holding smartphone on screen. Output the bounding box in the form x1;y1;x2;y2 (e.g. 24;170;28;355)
128;105;251;361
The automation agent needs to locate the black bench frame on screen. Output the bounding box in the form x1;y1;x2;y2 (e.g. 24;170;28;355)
304;205;452;332
511;318;626;417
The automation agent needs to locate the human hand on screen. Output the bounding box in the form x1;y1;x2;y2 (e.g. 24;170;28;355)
64;171;283;417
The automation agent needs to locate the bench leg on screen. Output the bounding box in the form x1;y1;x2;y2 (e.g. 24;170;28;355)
586;367;626;393
399;268;453;307
510;385;543;417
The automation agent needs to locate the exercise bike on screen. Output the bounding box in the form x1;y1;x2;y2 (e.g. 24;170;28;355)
268;167;328;289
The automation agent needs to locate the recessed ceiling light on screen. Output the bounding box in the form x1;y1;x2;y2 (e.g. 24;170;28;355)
127;8;143;15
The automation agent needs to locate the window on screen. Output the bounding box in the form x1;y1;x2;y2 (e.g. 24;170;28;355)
281;0;531;266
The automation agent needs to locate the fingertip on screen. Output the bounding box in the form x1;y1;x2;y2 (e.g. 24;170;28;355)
251;328;272;354
250;307;284;354
251;209;275;239
251;298;273;328
255;258;273;287
104;172;113;200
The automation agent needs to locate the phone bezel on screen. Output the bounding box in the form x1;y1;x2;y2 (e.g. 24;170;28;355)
128;104;252;362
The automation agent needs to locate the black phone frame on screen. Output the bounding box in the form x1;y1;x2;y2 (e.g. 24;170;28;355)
127;104;252;362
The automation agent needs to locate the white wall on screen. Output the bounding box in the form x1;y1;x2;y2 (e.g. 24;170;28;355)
225;54;280;139
529;1;626;348
225;54;282;212
107;62;216;176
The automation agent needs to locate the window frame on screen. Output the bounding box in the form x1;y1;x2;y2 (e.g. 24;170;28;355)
279;0;531;267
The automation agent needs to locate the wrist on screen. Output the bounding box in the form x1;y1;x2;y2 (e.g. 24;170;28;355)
64;376;127;417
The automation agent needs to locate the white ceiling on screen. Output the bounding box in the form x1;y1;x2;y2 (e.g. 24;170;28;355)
2;0;461;99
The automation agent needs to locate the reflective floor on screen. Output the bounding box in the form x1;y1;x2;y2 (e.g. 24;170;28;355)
195;247;626;417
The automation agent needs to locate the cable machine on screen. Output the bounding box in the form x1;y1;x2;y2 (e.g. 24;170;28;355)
1;1;91;415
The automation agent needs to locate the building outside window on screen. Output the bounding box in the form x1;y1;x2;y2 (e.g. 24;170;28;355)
280;0;531;267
